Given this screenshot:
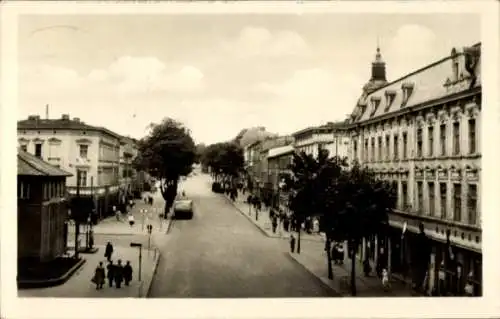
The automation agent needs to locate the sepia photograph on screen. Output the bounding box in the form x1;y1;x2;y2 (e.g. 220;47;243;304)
1;1;499;319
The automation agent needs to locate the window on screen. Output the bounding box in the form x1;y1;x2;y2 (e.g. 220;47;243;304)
467;184;477;225
79;144;88;158
21;145;27;152
371;137;375;161
428;126;434;157
353;140;358;161
394;135;399;160
377;136;382;161
468;119;476;154
77;170;87;187
453;184;462;222
453;122;460;155
417;181;423;213
453;61;459;81
364;139;368;162
428;182;435;216
385;135;390;160
402;132;408;159
440;183;447;219
417;128;423;158
391;181;398;208
401;182;408;209
18;181;30;199
35;143;42;158
440;124;447;156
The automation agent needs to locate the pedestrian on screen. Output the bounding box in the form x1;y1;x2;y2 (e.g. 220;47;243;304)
123;260;133;286
106;260;115;287
382;268;390;291
92;261;105;290
337;243;344;265
128;214;135;227
104;242;114;262
114;259;124;288
464;272;474;296
290;233;296;253
144;196;148;204
272;216;278;234
363;259;371;277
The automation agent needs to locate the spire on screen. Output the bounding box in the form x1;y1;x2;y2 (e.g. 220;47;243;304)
371;44;386;82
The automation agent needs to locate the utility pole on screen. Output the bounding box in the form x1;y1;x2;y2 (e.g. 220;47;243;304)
45;104;49;120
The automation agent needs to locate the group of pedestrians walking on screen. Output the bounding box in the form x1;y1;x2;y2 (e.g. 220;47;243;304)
92;242;134;290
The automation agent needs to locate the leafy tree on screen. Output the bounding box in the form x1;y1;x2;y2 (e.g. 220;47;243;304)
323;162;396;296
286;148;341;254
202;142;244;184
133;118;196;216
195;143;207;164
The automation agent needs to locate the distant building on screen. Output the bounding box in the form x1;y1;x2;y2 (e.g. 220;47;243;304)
292;122;350;161
18;114;124;220
347;43;481;296
18;149;72;262
118;136;139;198
267;145;294;212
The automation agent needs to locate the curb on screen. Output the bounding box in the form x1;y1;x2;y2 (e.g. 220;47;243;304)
223;195;325;243
143;248;161;298
165;218;174;234
18;258;87;289
222;195;271;238
286;252;342;297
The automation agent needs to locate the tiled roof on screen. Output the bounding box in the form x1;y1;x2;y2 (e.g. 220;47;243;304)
292;121;347;137
18;150;72;177
18;118;122;139
268;145;294;159
353;43;481;124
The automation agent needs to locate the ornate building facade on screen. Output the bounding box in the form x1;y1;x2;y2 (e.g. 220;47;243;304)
347;44;481;296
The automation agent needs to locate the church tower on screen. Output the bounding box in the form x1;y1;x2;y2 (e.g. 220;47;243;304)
362;45;388;94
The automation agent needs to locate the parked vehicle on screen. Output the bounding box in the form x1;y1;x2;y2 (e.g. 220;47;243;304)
173;199;194;220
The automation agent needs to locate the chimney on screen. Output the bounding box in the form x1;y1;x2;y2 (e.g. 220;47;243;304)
73;117;80;122
61;114;70;120
27;115;38;121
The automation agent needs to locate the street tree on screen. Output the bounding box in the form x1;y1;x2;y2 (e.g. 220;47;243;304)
202;142;244;185
323;161;397;296
286;148;340;254
133;118;196;217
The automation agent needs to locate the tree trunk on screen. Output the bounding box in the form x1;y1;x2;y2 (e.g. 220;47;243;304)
326;235;333;280
297;225;301;254
350;239;357;296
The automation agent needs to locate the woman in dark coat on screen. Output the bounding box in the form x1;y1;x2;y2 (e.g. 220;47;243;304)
123;260;133;286
114;259;124;288
104;242;114;262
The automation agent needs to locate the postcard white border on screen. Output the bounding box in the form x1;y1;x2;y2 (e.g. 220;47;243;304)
1;1;499;319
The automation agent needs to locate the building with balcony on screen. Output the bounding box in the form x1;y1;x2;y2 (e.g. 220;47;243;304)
347;43;481;296
17;114;123;221
18;149;72;262
267;145;294;212
118;136;139;198
292;122;350;161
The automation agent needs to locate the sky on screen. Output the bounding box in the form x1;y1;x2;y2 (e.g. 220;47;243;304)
18;13;480;145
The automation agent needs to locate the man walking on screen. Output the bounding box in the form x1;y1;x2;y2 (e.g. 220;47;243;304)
114;259;124;288
106;260;115;288
123;261;133;286
104;242;114;262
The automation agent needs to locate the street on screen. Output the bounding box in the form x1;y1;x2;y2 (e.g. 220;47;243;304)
148;173;337;298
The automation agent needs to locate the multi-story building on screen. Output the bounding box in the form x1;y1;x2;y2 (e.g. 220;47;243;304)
292;122;351;160
347;44;481;296
267;145;294;212
18;114;123;220
118;136;139;198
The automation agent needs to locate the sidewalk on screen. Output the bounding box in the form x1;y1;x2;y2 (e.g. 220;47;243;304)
18;245;160;298
227;191;325;243
288;240;417;297
70;192;174;237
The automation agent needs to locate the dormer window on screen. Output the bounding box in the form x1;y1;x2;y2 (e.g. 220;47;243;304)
384;90;396;112
401;82;414;107
369;96;381;117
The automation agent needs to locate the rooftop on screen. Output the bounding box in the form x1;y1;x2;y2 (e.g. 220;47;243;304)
351;42;481;124
268;145;294;159
18;150;73;177
292;121;348;137
18;114;122;140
